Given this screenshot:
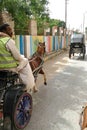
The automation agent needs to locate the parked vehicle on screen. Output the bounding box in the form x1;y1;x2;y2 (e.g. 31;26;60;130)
69;33;86;59
0;70;32;130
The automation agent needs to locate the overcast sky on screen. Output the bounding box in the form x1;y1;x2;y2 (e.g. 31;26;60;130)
48;0;87;32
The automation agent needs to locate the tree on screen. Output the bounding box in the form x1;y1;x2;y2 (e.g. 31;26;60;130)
29;0;50;35
0;0;50;34
49;19;65;29
0;0;65;35
0;0;31;34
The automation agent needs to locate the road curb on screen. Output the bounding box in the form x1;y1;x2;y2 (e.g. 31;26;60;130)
44;49;68;62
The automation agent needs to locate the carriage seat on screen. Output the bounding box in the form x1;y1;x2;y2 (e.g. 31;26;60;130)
0;70;19;82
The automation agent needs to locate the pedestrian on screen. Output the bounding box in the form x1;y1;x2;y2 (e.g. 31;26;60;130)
0;23;38;93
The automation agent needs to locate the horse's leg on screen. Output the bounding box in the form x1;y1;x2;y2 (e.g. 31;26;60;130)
39;69;47;85
43;73;47;85
33;73;38;92
33;85;38;92
81;106;87;130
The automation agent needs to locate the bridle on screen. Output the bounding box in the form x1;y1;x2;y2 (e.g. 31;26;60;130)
38;44;45;48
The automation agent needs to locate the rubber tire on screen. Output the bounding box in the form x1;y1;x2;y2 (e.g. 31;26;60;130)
82;46;85;59
13;92;32;130
69;50;71;59
3;84;26;130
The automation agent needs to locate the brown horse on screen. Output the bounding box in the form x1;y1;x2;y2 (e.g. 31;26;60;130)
79;105;87;130
28;42;47;91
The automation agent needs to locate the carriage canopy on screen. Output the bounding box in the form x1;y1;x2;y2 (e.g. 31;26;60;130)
71;33;85;44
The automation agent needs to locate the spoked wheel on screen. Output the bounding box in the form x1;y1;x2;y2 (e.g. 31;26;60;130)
13;92;32;130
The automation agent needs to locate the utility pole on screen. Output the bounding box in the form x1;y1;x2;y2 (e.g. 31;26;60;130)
65;0;67;29
83;12;87;34
83;13;85;33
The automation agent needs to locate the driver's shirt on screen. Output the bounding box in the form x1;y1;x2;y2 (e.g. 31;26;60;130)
0;35;35;91
5;38;28;72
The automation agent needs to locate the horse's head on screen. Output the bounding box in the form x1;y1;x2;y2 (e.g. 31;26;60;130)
37;42;45;56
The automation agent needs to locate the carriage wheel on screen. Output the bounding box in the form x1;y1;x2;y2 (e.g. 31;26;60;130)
69;50;71;59
73;52;74;56
13;92;32;130
83;51;85;59
82;46;85;59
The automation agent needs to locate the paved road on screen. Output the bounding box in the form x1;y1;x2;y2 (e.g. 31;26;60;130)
25;48;87;130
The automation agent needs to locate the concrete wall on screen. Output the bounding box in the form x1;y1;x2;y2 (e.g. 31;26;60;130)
29;20;37;35
15;35;70;58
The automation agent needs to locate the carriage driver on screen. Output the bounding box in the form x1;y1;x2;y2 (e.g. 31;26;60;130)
0;23;37;93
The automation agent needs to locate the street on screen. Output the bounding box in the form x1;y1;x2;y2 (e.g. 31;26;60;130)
26;48;87;130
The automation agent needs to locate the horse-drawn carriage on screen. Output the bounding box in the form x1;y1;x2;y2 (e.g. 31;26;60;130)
69;33;86;59
0;42;46;130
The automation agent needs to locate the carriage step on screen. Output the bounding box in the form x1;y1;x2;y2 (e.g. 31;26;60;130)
0;100;3;102
0;111;3;119
0;111;3;127
0;100;3;107
0;100;3;110
0;102;3;105
0;106;3;109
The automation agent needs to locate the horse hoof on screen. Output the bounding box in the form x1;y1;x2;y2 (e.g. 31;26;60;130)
33;86;38;93
33;89;38;93
44;82;47;85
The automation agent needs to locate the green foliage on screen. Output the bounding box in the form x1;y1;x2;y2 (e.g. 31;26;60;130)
30;0;49;18
49;19;65;29
0;0;65;35
0;0;30;34
29;0;50;35
0;0;49;34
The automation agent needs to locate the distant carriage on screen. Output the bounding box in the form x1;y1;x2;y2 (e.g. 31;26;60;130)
69;33;86;59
